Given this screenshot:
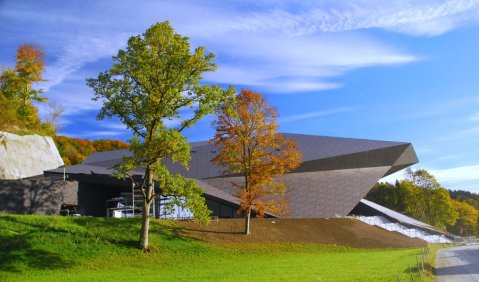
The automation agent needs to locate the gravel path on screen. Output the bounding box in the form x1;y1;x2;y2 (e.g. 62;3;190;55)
436;244;479;282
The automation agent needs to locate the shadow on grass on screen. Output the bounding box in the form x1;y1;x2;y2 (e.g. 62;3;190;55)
0;234;72;273
0;214;201;273
0;215;76;272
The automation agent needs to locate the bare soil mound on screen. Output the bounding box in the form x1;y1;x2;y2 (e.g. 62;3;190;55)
177;218;427;248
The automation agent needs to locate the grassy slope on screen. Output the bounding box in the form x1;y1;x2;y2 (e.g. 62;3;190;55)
1;215;423;281
177;218;426;248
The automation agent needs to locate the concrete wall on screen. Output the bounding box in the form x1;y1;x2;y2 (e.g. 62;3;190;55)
0;179;78;215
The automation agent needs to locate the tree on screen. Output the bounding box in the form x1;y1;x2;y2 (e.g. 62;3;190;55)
0;43;53;135
211;89;302;235
47;101;64;130
403;168;457;229
15;44;47;106
87;21;234;251
450;200;478;236
449;190;479;209
366;182;399;211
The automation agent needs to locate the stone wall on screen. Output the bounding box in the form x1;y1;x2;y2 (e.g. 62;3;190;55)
0;179;78;215
0;131;64;179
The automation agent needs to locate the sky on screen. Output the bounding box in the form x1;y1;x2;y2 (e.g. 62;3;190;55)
1;0;479;192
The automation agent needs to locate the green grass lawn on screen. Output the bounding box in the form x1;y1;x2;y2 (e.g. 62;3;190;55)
0;215;423;281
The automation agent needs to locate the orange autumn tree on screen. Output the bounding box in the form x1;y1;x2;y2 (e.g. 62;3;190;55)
15;44;47;106
212;89;302;235
0;43;52;134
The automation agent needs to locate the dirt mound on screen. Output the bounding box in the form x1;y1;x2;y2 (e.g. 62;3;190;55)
178;218;427;248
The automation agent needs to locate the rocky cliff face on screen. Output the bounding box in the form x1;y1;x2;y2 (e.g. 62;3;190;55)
0;131;64;179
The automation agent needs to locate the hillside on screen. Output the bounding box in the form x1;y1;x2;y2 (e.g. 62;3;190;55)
53;136;128;165
178;218;426;248
1;215;425;281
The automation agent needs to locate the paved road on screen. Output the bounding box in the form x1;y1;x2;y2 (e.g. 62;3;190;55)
436;244;479;282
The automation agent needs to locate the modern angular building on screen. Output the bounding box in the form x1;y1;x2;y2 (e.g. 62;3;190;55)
44;133;418;218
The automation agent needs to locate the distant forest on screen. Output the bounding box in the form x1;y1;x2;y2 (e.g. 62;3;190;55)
54;136;128;165
366;179;479;236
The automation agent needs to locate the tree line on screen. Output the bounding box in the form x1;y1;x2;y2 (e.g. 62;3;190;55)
366;168;479;236
54;136;128;165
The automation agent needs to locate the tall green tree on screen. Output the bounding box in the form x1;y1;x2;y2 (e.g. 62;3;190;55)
402;168;457;229
87;21;234;251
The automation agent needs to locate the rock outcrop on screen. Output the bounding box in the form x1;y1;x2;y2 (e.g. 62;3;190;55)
0;131;64;179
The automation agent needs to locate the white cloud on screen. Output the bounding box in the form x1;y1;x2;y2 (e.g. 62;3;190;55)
99;122;128;131
204;31;417;92
197;0;479;37
41;35;127;92
394;96;479;122
4;0;479;118
279;108;356;123
61;130;125;138
431;165;479;183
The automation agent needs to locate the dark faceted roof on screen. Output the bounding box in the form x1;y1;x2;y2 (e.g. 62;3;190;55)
280;133;406;162
46;133;418;180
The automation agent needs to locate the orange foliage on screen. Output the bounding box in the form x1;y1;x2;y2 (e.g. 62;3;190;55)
54;136;129;165
15;44;46;84
62;156;72;166
212;89;302;233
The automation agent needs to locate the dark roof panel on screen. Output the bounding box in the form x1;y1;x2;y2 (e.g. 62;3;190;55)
83;149;132;165
71;133;416;179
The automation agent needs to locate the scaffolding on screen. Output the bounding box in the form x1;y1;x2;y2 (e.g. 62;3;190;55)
106;181;193;219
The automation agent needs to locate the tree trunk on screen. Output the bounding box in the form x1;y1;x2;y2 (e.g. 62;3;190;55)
245;206;251;235
139;169;154;251
140;200;150;251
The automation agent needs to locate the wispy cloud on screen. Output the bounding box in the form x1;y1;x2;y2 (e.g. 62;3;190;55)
41;35;127;92
197;1;479;37
98;122;128;131
204;31;417;92
469;111;479;121
61;130;125;138
394;96;479;122
431;164;479;183
279;108;356;123
3;0;479;120
434;125;479;143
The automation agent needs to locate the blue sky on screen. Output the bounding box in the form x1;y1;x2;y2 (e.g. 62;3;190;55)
1;0;479;192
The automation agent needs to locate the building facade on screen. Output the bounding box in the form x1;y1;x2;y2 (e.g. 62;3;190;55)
44;133;418;218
